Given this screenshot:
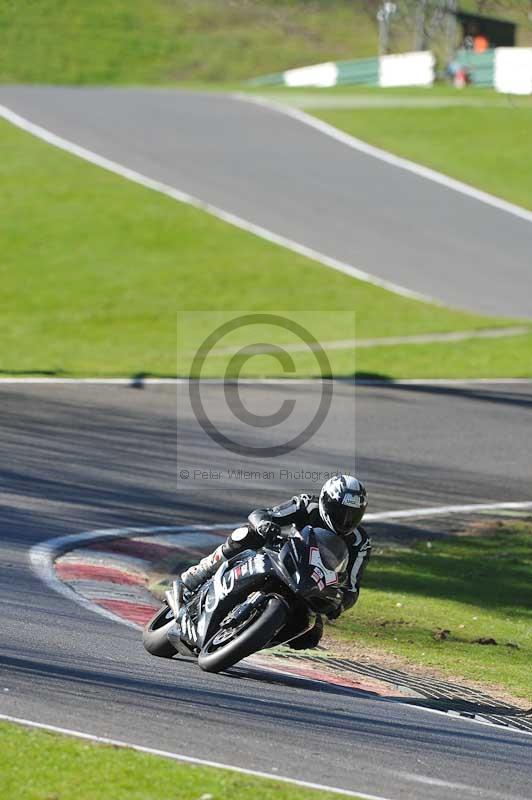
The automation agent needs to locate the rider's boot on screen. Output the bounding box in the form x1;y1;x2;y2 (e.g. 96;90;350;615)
181;544;226;592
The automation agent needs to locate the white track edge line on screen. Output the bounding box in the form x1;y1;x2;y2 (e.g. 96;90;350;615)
0;714;390;800
398;704;532;739
0;101;428;303
366;500;532;520
237;94;532;225
3;377;532;385
29;523;236;631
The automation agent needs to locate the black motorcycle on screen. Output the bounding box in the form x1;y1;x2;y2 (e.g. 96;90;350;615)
142;525;348;673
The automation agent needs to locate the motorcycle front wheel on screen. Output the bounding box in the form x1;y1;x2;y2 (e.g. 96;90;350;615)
198;595;287;674
142;604;177;658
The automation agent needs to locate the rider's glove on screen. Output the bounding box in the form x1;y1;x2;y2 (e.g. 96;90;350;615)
256;520;282;542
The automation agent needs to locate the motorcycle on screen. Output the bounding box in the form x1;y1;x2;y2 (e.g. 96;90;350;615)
142;525;348;673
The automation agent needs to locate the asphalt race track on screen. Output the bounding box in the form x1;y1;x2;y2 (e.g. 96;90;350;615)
0;86;531;317
1;84;531;798
1;383;531;800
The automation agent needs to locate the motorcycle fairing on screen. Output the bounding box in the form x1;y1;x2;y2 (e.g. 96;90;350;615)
196;550;273;648
174;525;349;654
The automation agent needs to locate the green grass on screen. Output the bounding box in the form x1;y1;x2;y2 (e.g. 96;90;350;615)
250;84;532;101
0;1;378;85
352;332;532;379
4;116;525;380
0;722;356;800
1;1;530;86
310;104;532;211
185;332;532;380
332;521;532;702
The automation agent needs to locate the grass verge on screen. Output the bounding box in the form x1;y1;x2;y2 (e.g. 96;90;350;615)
0;1;377;85
309;103;532;211
2;116;528;379
330;520;532;703
1;1;530;85
0;721;356;800
352;332;532;379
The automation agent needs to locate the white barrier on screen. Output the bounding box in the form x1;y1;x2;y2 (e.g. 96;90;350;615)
284;62;338;88
266;51;434;88
379;50;435;88
495;48;532;95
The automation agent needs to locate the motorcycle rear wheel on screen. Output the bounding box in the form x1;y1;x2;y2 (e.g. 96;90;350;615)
142;604;177;658
198;595;287;673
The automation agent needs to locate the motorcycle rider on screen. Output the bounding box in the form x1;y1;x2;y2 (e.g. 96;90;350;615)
180;474;371;649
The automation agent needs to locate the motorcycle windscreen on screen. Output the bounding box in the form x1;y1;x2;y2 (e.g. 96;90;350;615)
302;526;349;573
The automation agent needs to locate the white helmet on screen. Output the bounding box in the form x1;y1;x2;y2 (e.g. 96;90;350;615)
319;475;367;537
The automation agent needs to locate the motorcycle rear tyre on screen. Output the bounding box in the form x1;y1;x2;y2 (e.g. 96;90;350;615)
198;595;287;674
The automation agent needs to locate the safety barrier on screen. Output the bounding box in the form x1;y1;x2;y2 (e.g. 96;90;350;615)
495;48;532;94
249;51;433;89
250;47;532;94
453;49;495;88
